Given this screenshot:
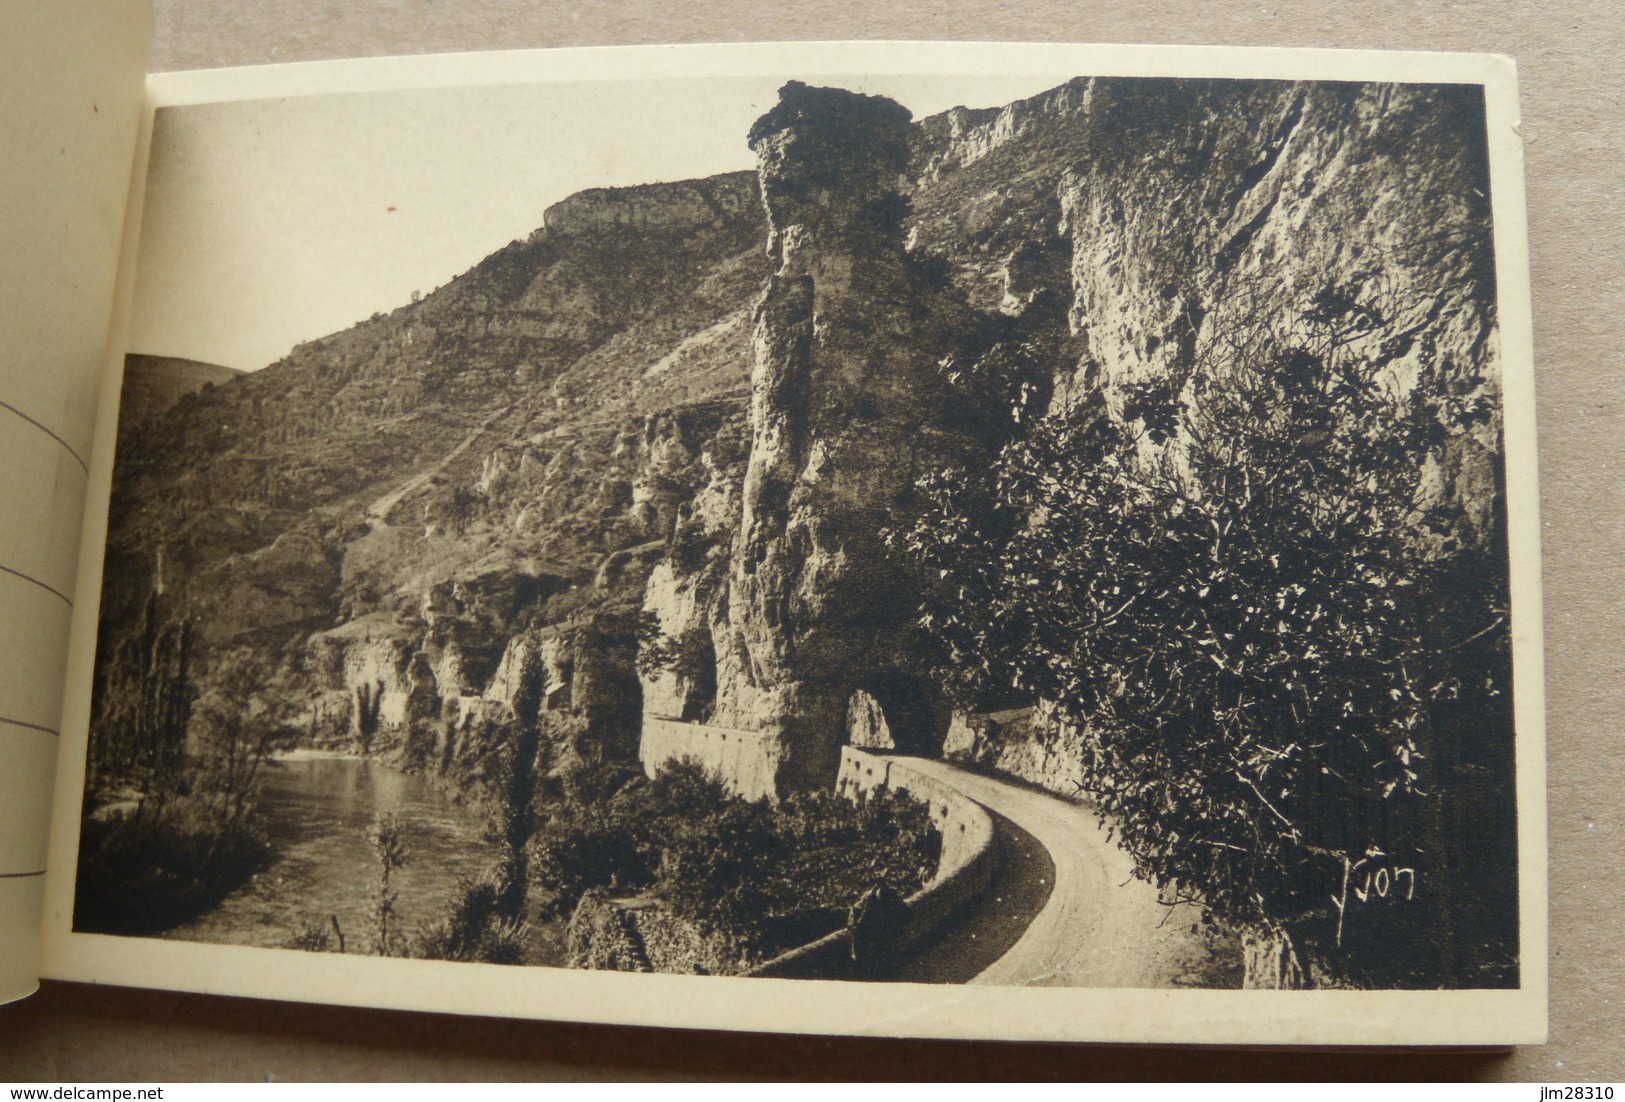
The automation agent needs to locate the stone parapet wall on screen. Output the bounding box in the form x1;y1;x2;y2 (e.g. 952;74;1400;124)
835;746;993;876
749;746;998;980
638;714;784;801
631;724;1000;979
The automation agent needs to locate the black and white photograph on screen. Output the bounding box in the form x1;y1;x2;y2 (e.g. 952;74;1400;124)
64;49;1535;1021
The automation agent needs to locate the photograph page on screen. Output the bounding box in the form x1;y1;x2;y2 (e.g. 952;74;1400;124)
43;41;1544;1045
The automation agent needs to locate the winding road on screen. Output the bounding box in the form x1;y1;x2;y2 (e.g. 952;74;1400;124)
896;758;1238;988
365;406;510;522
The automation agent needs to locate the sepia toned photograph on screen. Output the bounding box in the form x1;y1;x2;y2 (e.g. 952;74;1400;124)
69;58;1525;1005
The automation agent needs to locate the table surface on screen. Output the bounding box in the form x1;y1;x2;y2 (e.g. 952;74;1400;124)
2;0;1618;1082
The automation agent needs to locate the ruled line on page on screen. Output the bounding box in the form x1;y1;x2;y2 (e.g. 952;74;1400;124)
0;870;46;880
0;562;73;606
0;399;89;474
0;715;59;737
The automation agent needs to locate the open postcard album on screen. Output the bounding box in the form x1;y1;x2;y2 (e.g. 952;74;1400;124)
1;1;1547;1046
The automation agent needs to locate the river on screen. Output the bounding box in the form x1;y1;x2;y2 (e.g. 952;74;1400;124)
164;751;561;962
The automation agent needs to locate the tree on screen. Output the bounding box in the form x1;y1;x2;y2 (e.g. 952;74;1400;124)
367;810;410;955
352;679;383;754
897;286;1508;980
192;647;285;833
92;592;193;804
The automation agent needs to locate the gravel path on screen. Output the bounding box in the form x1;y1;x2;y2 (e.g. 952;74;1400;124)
898;758;1239;988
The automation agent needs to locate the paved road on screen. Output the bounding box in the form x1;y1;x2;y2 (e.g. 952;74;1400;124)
898;758;1238;988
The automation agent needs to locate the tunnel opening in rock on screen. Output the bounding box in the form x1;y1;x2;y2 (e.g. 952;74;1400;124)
848;669;946;758
677;629;718;724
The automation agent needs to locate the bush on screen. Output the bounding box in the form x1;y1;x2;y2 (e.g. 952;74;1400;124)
286;918;339;952
531;811;653;919
559;756;642;808
530;757;941;961
655;800;780;938
413;871;528;964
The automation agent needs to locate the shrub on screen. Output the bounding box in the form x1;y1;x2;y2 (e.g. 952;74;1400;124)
530;757;941;961
367;810;410;955
413;871;528;964
73;795;272;936
655;800;781;938
286;918;339;953
530;810;653;919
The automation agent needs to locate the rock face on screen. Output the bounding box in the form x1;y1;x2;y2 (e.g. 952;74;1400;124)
905;77;1501;802
632;77;1499;801
910;76;1497;469
707;84;996;794
94;168;768;798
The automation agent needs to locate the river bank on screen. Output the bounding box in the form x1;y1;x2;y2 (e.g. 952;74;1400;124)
162;754;566;964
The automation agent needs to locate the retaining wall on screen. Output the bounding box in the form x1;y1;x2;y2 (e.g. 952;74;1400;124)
639;714;783;801
748;745;998;980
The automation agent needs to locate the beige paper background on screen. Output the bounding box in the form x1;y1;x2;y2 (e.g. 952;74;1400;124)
0;0;153;1007
0;0;1615;1081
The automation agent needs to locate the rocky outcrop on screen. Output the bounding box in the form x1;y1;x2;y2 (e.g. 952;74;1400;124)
844;689;894;750
543;177;761;238
637;407;745;725
186;528;340;647
940;704;1087;797
96;166;768;765
707;83;999;795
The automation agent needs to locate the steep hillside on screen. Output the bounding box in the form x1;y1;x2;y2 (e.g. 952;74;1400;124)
899;77;1507;820
909;77;1494;420
95;171;767;760
117;355;242;437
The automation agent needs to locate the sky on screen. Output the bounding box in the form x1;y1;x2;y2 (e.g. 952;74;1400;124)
130;70;1078;372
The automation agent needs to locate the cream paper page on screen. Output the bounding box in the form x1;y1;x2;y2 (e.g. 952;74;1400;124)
0;0;153;1004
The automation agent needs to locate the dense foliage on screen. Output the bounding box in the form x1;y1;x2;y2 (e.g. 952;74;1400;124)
898;289;1509;973
76;606;284;935
532;758;942;963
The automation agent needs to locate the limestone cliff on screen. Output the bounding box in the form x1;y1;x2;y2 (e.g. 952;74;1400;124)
911;77;1498;499
630;77;1500;802
95;170;767;789
905;77;1501;798
95;74;1503;832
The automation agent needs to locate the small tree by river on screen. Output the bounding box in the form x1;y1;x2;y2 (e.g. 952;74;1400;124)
367;810;410;955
